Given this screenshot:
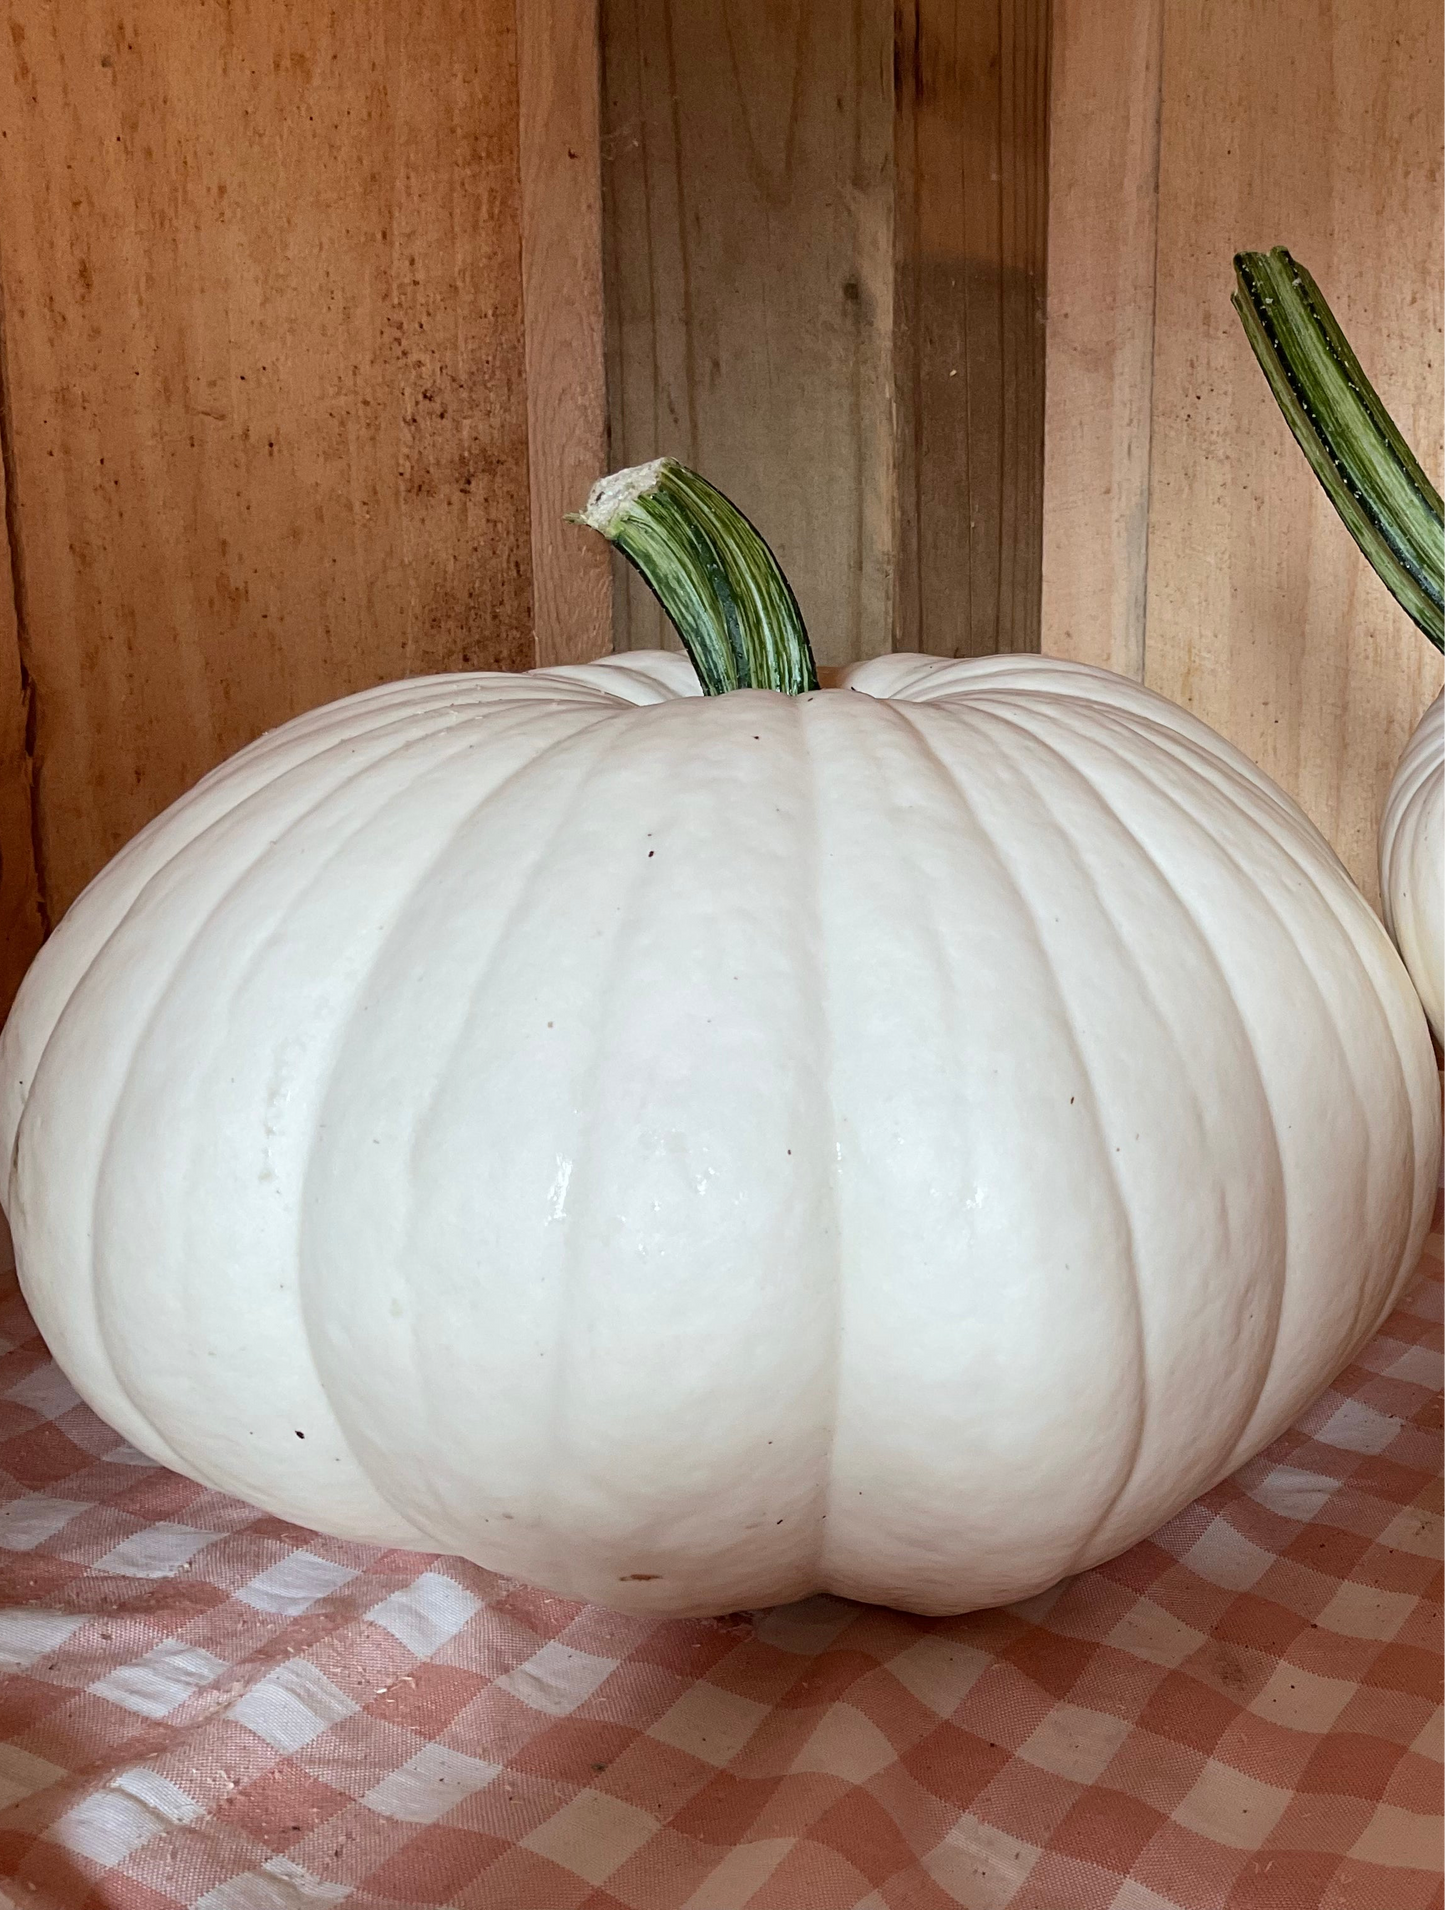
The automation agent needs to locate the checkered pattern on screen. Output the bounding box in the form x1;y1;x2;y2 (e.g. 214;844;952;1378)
0;1208;1437;1910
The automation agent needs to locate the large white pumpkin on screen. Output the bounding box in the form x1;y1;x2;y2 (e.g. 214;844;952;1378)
0;652;1437;1616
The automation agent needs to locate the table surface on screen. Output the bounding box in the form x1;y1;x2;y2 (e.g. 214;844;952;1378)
0;1208;1437;1910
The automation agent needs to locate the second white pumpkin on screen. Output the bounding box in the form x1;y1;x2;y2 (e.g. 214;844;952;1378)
1380;690;1444;1043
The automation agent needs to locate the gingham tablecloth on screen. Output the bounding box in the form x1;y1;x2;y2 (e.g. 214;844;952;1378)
0;1208;1437;1910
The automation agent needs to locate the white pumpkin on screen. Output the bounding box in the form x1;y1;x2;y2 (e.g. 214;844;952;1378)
1380;691;1443;1043
0;651;1436;1617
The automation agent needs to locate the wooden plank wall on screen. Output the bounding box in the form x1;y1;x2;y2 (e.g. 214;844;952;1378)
894;0;1050;659
0;0;608;1009
518;0;612;667
1044;0;1445;903
0;448;44;1009
600;0;1050;666
1038;0;1160;682
599;0;896;667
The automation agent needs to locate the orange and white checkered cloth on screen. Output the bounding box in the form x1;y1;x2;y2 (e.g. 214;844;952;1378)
0;1208;1437;1910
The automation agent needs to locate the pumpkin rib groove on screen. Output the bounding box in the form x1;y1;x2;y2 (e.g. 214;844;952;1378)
531;655;702;704
907;668;1318;866
962;683;1412;1505
491;705;674;1582
947;684;1308;843
882;697;1151;1578
1042;702;1420;1447
293;705;638;1552
1068;718;1366;1443
1160;710;1435;1321
799;696;848;1591
58;691;545;997
839;695;1053;1604
1093;690;1420;1462
809;692;974;1603
322;710;660;1543
1039;692;1359;933
1;721;470;1467
169;684;495;807
997;704;1297;1371
1;696;512;1189
1097;702;1432;1405
1070;696;1410;1076
169;671;650;855
284;706;640;1543
78;741;472;1482
927;701;1162;1563
218;668;637;767
1078;694;1428;1320
960;694;1293;1530
172;705;597;1505
75;702;613;1493
392;701;644;1195
534;716;649;1591
455;692;833;1605
948;697;1249;1561
73;714;553;1489
13;695;561;1155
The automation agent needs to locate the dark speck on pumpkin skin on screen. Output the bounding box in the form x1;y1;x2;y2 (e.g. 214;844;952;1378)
621;1573;660;1581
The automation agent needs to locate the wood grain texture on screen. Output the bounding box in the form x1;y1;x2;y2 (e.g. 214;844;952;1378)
894;0;1050;657
600;0;895;666
0;391;44;1020
1144;0;1444;902
600;0;1049;665
518;0;612;666
0;0;534;917
1039;0;1161;678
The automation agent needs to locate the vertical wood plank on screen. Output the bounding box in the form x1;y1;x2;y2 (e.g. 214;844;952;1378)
517;0;612;666
600;0;895;666
0;1;534;917
1145;0;1444;903
894;0;1051;657
1039;0;1161;678
601;0;1049;666
0;411;44;1020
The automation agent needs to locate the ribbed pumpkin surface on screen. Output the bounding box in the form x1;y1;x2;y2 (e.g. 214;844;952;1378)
1;652;1436;1615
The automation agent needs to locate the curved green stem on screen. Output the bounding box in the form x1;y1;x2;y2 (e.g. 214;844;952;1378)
1233;247;1443;651
571;459;819;695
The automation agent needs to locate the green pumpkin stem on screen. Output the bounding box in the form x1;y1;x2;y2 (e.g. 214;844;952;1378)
1232;247;1443;652
570;459;820;695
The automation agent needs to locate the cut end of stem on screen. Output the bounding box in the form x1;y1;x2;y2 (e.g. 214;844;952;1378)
569;459;672;537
